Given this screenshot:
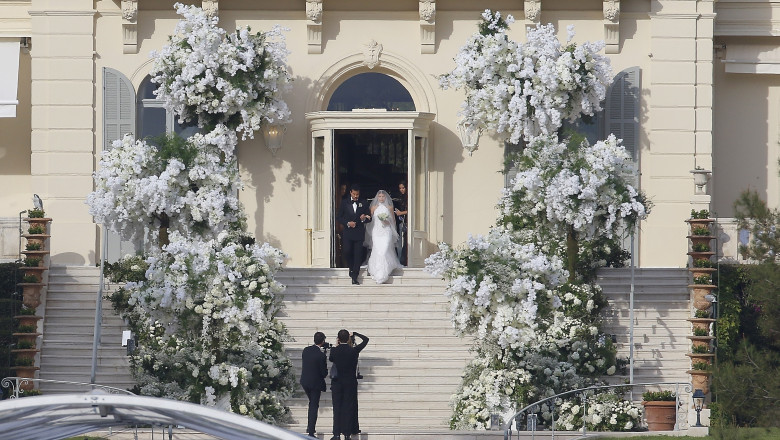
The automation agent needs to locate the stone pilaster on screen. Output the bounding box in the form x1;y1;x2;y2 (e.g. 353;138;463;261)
29;0;97;265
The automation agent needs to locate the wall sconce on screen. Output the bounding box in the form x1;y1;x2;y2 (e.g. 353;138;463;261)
457;119;482;156
262;122;287;156
692;388;705;427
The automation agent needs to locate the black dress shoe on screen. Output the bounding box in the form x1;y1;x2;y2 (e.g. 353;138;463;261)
329;436;340;440
352;278;359;285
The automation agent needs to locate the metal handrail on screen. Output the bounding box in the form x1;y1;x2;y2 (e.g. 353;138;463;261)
1;377;135;399
503;381;693;440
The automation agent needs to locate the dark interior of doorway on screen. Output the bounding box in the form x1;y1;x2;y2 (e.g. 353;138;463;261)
334;129;407;268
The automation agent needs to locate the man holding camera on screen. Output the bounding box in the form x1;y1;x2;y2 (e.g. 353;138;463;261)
329;329;369;440
300;331;329;438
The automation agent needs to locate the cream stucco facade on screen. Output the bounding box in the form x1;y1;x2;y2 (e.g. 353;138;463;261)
0;0;777;269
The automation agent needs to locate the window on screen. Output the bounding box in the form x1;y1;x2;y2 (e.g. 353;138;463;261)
137;76;199;141
505;67;641;188
327;72;415;111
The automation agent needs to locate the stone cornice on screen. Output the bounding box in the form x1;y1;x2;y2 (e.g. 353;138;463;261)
28;10;96;17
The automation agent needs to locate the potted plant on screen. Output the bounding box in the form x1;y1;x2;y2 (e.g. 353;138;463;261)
23;223;50;247
687;308;715;332
688;363;712;394
642;390;677;431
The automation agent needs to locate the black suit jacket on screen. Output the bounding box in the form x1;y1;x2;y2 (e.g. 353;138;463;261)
337;199;372;242
300;344;327;391
328;333;369;384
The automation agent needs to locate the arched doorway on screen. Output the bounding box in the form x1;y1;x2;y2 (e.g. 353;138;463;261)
306;71;434;268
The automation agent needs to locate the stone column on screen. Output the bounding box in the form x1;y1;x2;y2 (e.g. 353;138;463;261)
644;0;714;266
29;0;97;265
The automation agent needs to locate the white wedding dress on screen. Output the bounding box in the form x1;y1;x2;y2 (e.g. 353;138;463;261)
367;204;402;284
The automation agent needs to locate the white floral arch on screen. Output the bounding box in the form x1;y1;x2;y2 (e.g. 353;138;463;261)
306;51;438;115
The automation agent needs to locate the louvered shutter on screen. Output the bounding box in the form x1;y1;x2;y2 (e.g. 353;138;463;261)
605;67;640;162
103;67;135;150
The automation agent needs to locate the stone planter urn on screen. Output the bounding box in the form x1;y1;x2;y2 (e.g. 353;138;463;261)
688;370;712;394
691;169;712;195
10;366;39;391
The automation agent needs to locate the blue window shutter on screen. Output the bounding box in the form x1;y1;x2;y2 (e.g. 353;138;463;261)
103;67;135;150
606;67;640;161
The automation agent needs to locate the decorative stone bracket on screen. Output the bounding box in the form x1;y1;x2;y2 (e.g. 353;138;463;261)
203;0;219;17
121;0;138;54
603;0;620;54
419;0;435;54
525;0;541;31
307;0;323;54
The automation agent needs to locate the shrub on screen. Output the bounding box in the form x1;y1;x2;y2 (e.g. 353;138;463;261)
694;327;710;337
27;224;45;235
16;340;34;349
25;242;41;251
23;257;41;267
17;325;36;333
21;275;39;284
642;390;675;401
693;243;711;252
692;344;709;354
693;258;714;268
18;306;35;316
694;275;712;285
691;209;710;219
694;309;711;319
692;361;710;371
27;208;45;218
692;226;711;236
13;356;33;366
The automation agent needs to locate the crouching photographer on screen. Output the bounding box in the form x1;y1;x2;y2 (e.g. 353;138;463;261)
329;330;368;440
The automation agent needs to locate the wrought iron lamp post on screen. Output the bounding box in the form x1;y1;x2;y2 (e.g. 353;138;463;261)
692;388;705;427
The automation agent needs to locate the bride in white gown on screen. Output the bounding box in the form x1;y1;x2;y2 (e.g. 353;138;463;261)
365;190;402;284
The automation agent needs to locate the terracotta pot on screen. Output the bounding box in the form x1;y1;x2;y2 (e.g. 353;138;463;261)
22;233;51;247
687;251;714;263
643;400;677;431
11;349;39;363
688;370;712;394
688;335;715;349
14;315;42;329
24;217;51;229
688;267;716;278
19;283;44;308
687;235;715;248
20;266;46;283
686;218;714;230
687;317;715;332
686;352;715;365
12;332;41;346
10;366;39;391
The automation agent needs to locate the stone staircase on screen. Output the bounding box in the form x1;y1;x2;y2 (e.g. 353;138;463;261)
33;265;691;438
38;265;134;393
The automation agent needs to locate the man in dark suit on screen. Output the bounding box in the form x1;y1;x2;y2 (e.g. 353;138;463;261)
300;332;328;437
329;329;369;440
336;184;372;284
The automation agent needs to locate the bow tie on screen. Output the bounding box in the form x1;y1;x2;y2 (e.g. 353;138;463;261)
352;200;359;203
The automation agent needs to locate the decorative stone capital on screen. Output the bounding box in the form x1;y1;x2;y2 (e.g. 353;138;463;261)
363;40;383;69
306;0;323;23
603;0;620;22
121;0;137;22
203;0;219;18
419;0;435;23
525;0;541;23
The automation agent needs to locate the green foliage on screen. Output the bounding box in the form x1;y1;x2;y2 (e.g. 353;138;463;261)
734;189;780;262
13;356;33;366
27;208;45;218
691;209;710;219
21;274;39;284
692;243;711;252
25;242;41;251
20;389;42;397
691;344;709;354
149;133;200;169
642;390;675;401
691;361;710;371
17;324;36;333
693;258;715;268
23;257;41;267
694;275;712;285
0;262;23;295
18;306;35;316
27;224;45;235
692;226;711;236
16;340;34;349
693;327;710;337
713;341;780;427
695;309;711;318
478;10;512;36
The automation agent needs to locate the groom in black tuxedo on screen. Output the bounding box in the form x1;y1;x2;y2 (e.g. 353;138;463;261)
336;184;371;284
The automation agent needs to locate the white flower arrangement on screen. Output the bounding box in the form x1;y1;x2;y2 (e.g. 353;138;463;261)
377;212;389;222
440;10;611;144
150;3;292;139
428;11;650;431
90;3;297;422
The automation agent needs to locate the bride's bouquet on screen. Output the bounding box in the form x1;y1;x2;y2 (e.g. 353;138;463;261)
377;212;389;222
